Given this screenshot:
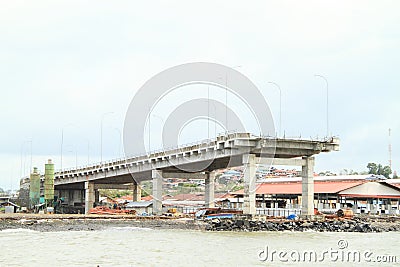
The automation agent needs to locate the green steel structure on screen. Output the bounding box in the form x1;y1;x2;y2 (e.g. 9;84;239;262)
44;159;55;206
29;167;40;207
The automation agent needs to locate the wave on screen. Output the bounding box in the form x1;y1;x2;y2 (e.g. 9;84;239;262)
0;228;38;233
107;226;153;232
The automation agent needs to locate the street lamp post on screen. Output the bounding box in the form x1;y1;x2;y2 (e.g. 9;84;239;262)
314;74;329;137
60;124;90;170
268;82;282;137
211;101;217;138
221;65;241;134
61;123;75;172
101;112;114;163
29;139;32;173
61;129;64;172
84;138;90;165
20;139;32;178
152;114;164;150
67;148;78;169
148;108;151;153
113;128;122;158
225;73;228;133
208;85;210;140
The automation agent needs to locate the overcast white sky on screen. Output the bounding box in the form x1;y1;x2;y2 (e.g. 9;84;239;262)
1;1;399;190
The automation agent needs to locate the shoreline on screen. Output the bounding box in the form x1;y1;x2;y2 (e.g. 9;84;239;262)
1;214;400;233
205;217;400;233
0;214;207;232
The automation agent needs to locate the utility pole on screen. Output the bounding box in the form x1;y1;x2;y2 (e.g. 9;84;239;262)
101;112;114;163
315;74;329;137
389;128;392;170
268;82;282;137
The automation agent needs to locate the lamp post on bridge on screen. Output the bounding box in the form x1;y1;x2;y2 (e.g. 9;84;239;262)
61;124;90;170
61;124;75;172
20;139;32;178
66;146;78;170
219;65;241;134
100;112;114;163
152;114;164;150
207;93;218;140
268;81;282;137
113;127;122;159
84;138;90;166
314;74;329;137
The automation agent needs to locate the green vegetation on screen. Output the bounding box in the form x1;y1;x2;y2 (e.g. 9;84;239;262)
367;162;392;178
98;189;132;198
339;169;368;175
231;185;244;192
99;187;151;198
141;181;152;197
0;187;10;197
182;183;197;188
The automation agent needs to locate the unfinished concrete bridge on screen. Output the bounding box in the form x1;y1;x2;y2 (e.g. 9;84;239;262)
52;132;339;216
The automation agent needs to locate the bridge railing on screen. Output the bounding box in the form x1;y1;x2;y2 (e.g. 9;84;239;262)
54;131;336;177
256;208;302;217
55;131;256;176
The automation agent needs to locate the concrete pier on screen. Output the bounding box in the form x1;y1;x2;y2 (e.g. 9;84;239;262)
133;182;141;202
301;156;315;217
85;181;95;214
152;170;163;215
243;154;256;215
205;171;215;208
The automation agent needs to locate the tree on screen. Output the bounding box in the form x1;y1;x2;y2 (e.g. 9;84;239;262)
367;163;378;175
340;169;359;175
366;162;392;178
381;165;392;178
141;190;149;197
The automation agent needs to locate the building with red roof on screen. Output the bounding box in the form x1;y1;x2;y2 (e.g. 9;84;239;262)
231;175;400;215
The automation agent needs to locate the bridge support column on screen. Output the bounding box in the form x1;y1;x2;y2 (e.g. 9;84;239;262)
205;171;215;208
85;181;95;214
243;154;256;215
152;170;163;215
301;156;315;217
95;189;99;204
133;182;141;202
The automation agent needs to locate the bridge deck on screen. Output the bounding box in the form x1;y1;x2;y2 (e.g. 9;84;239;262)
51;133;339;189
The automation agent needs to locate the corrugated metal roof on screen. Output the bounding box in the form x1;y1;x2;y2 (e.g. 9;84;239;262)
338;182;400;198
164;193;227;201
126;201;152;208
384;179;400;188
258;175;371;184
234;181;363;195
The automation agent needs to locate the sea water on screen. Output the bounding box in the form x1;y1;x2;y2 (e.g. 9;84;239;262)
0;227;399;266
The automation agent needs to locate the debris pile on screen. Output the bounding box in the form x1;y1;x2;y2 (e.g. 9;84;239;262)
88;206;136;215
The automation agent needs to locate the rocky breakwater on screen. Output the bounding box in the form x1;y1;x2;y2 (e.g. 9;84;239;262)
205;217;400;233
0;216;208;232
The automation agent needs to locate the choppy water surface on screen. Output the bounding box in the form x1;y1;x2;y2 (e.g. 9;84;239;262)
0;227;399;266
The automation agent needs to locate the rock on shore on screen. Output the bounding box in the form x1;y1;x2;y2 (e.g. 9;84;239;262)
205;217;400;233
0;217;207;232
1;214;399;233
